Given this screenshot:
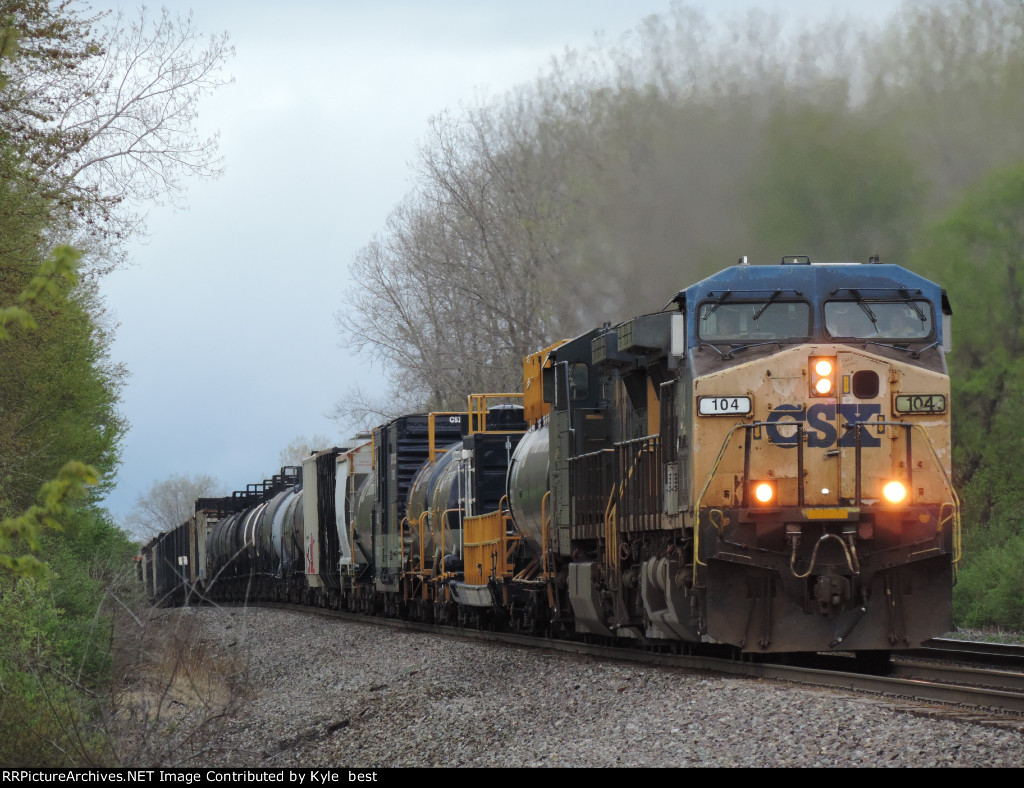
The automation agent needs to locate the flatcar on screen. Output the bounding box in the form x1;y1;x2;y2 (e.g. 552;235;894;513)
139;257;958;656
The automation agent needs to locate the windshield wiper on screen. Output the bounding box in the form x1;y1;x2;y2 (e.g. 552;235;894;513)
864;340;938;360
703;290;732;319
751;290;781;321
722;340;784;359
696;341;730;359
848;289;877;326
899;289;926;323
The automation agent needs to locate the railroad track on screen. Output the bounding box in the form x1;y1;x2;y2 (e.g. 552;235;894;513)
909;638;1024;670
254;601;1024;729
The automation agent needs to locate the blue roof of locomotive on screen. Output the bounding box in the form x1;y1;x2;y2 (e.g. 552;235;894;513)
678;262;948;349
681;262;944;305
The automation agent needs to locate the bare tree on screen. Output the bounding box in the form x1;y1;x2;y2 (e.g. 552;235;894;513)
279;434;334;466
329;382;412;433
1;4;234;272
124;472;221;540
336;95;591;416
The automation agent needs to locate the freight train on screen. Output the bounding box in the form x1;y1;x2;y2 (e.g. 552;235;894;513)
139;257;959;656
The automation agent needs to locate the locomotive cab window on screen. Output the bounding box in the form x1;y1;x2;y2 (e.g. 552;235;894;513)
568;362;589;401
698;301;810;342
824;299;933;340
555;361;590;408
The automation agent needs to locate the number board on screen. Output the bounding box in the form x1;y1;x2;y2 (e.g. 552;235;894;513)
893;394;946;415
698;396;752;416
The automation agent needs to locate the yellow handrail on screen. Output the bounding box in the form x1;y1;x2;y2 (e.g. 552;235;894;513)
906;423;962;571
691;423;746;575
603;440;654;574
427;412;466;462
467;392;525;435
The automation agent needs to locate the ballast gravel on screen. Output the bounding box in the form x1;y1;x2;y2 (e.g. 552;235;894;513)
116;606;1023;768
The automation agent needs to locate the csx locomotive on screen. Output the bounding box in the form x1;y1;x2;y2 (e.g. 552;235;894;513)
140;257;959;656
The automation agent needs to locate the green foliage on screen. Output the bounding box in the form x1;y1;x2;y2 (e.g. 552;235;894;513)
0;237;122;577
0;209;124;766
915;162;1024;629
0;14;20;91
0;576;91;766
0;273;125;509
0;244;80;337
917;163;1024;484
0;460;98;577
953;535;1024;630
0;12;127;764
0;505;136;766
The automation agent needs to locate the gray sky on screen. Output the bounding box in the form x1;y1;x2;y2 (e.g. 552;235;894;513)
100;0;905;530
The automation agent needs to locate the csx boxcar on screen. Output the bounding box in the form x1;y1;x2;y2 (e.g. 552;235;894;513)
140;257;958;657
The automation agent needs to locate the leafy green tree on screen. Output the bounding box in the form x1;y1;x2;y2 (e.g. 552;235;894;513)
0;234;106;577
0;239;125;765
915;162;1024;629
0;271;125;511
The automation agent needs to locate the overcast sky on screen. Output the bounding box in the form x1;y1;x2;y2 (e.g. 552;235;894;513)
100;0;906;531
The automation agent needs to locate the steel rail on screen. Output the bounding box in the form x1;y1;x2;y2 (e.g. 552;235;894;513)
908;638;1024;670
889;662;1024;693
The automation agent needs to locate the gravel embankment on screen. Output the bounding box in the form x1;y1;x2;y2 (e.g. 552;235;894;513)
114;606;1023;767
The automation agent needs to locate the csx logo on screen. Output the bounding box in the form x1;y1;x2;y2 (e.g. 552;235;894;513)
764;403;882;448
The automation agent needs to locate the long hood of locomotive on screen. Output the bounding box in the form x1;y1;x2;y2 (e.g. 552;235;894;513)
691;343;952;512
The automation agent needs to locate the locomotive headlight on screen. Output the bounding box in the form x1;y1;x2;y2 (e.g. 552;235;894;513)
883;481;908;504
754;482;775;504
809;356;837;397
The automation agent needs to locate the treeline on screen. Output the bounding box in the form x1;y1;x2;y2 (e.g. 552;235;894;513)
340;1;1024;629
0;2;230;765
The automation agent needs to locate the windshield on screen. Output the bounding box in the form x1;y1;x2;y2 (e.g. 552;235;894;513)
824;300;933;340
698;301;811;342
